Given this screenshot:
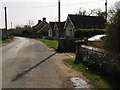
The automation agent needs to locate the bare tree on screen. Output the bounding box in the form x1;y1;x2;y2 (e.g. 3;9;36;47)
88;9;96;16
88;9;105;17
76;8;105;17
27;20;35;27
77;7;87;16
108;2;120;23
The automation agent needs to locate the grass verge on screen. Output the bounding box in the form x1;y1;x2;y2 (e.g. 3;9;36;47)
36;38;58;50
63;58;112;89
0;38;13;45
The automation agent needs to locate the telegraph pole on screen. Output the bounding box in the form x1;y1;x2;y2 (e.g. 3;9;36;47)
11;22;14;36
58;0;60;24
11;22;12;29
4;7;8;38
105;0;107;22
57;0;61;50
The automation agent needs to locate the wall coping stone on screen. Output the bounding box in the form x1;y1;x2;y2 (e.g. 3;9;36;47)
81;45;105;53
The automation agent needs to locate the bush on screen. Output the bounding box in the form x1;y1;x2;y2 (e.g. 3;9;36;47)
14;25;36;38
106;9;120;53
74;29;106;39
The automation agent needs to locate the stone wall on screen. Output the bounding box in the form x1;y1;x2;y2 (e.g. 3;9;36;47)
76;44;120;80
59;38;76;52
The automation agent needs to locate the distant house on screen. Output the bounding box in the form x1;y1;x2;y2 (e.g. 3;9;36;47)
33;18;49;37
64;14;105;38
33;20;42;29
48;22;55;37
53;21;66;39
0;28;6;39
0;29;2;39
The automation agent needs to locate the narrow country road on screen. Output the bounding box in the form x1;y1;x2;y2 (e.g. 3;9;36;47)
2;37;72;88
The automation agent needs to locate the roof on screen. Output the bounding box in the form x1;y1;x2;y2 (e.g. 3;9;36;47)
49;22;55;30
35;21;48;29
55;21;66;30
33;20;49;33
32;20;41;28
68;14;105;29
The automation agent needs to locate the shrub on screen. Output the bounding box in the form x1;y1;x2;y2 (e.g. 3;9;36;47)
106;8;120;53
74;29;106;39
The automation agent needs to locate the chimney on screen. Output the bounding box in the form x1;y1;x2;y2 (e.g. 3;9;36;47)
43;17;46;21
38;20;41;23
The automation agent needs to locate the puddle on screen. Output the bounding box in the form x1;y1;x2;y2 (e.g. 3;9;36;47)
71;77;90;89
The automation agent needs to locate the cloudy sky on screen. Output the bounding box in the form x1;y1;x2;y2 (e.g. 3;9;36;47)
0;0;119;29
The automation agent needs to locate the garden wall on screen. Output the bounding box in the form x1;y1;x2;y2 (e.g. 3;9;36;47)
76;44;120;80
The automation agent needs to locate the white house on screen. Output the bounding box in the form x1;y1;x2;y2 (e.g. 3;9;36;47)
48;22;55;37
53;21;66;39
64;14;105;38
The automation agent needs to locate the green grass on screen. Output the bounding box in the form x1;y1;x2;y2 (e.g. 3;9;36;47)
63;58;112;89
36;38;58;50
0;38;13;45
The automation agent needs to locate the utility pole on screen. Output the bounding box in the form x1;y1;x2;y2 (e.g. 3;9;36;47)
11;22;14;36
57;0;61;50
105;0;107;22
11;22;12;29
4;7;8;38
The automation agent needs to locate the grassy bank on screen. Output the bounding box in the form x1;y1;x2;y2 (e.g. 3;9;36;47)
63;58;112;89
36;38;58;50
0;38;13;45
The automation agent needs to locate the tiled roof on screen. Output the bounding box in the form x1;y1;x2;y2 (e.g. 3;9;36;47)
68;14;105;29
49;22;55;30
55;21;66;30
33;20;49;33
32;20;41;28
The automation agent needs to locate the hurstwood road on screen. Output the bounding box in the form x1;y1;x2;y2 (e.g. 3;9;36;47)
2;37;72;88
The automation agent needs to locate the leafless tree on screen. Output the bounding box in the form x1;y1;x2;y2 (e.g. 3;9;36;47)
27;20;35;27
108;1;120;23
77;7;87;16
77;8;105;17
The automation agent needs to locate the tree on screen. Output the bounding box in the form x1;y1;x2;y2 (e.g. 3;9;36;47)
27;20;35;27
14;25;23;36
106;2;120;53
76;7;87;16
108;2;120;23
13;20;36;37
76;8;106;18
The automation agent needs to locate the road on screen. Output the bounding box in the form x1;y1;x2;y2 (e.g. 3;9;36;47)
2;37;72;88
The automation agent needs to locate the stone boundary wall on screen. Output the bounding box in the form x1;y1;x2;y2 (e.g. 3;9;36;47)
78;44;120;80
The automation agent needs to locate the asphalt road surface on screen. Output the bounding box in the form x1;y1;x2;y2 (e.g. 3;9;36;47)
2;37;72;88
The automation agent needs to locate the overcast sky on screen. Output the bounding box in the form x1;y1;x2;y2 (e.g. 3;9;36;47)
0;0;119;29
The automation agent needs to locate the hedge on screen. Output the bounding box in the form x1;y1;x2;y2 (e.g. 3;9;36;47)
74;29;106;39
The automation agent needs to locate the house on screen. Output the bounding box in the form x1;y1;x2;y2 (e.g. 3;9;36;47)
64;14;105;38
53;21;66;39
33;20;42;29
0;29;2;39
33;18;49;37
48;22;55;37
0;28;6;39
